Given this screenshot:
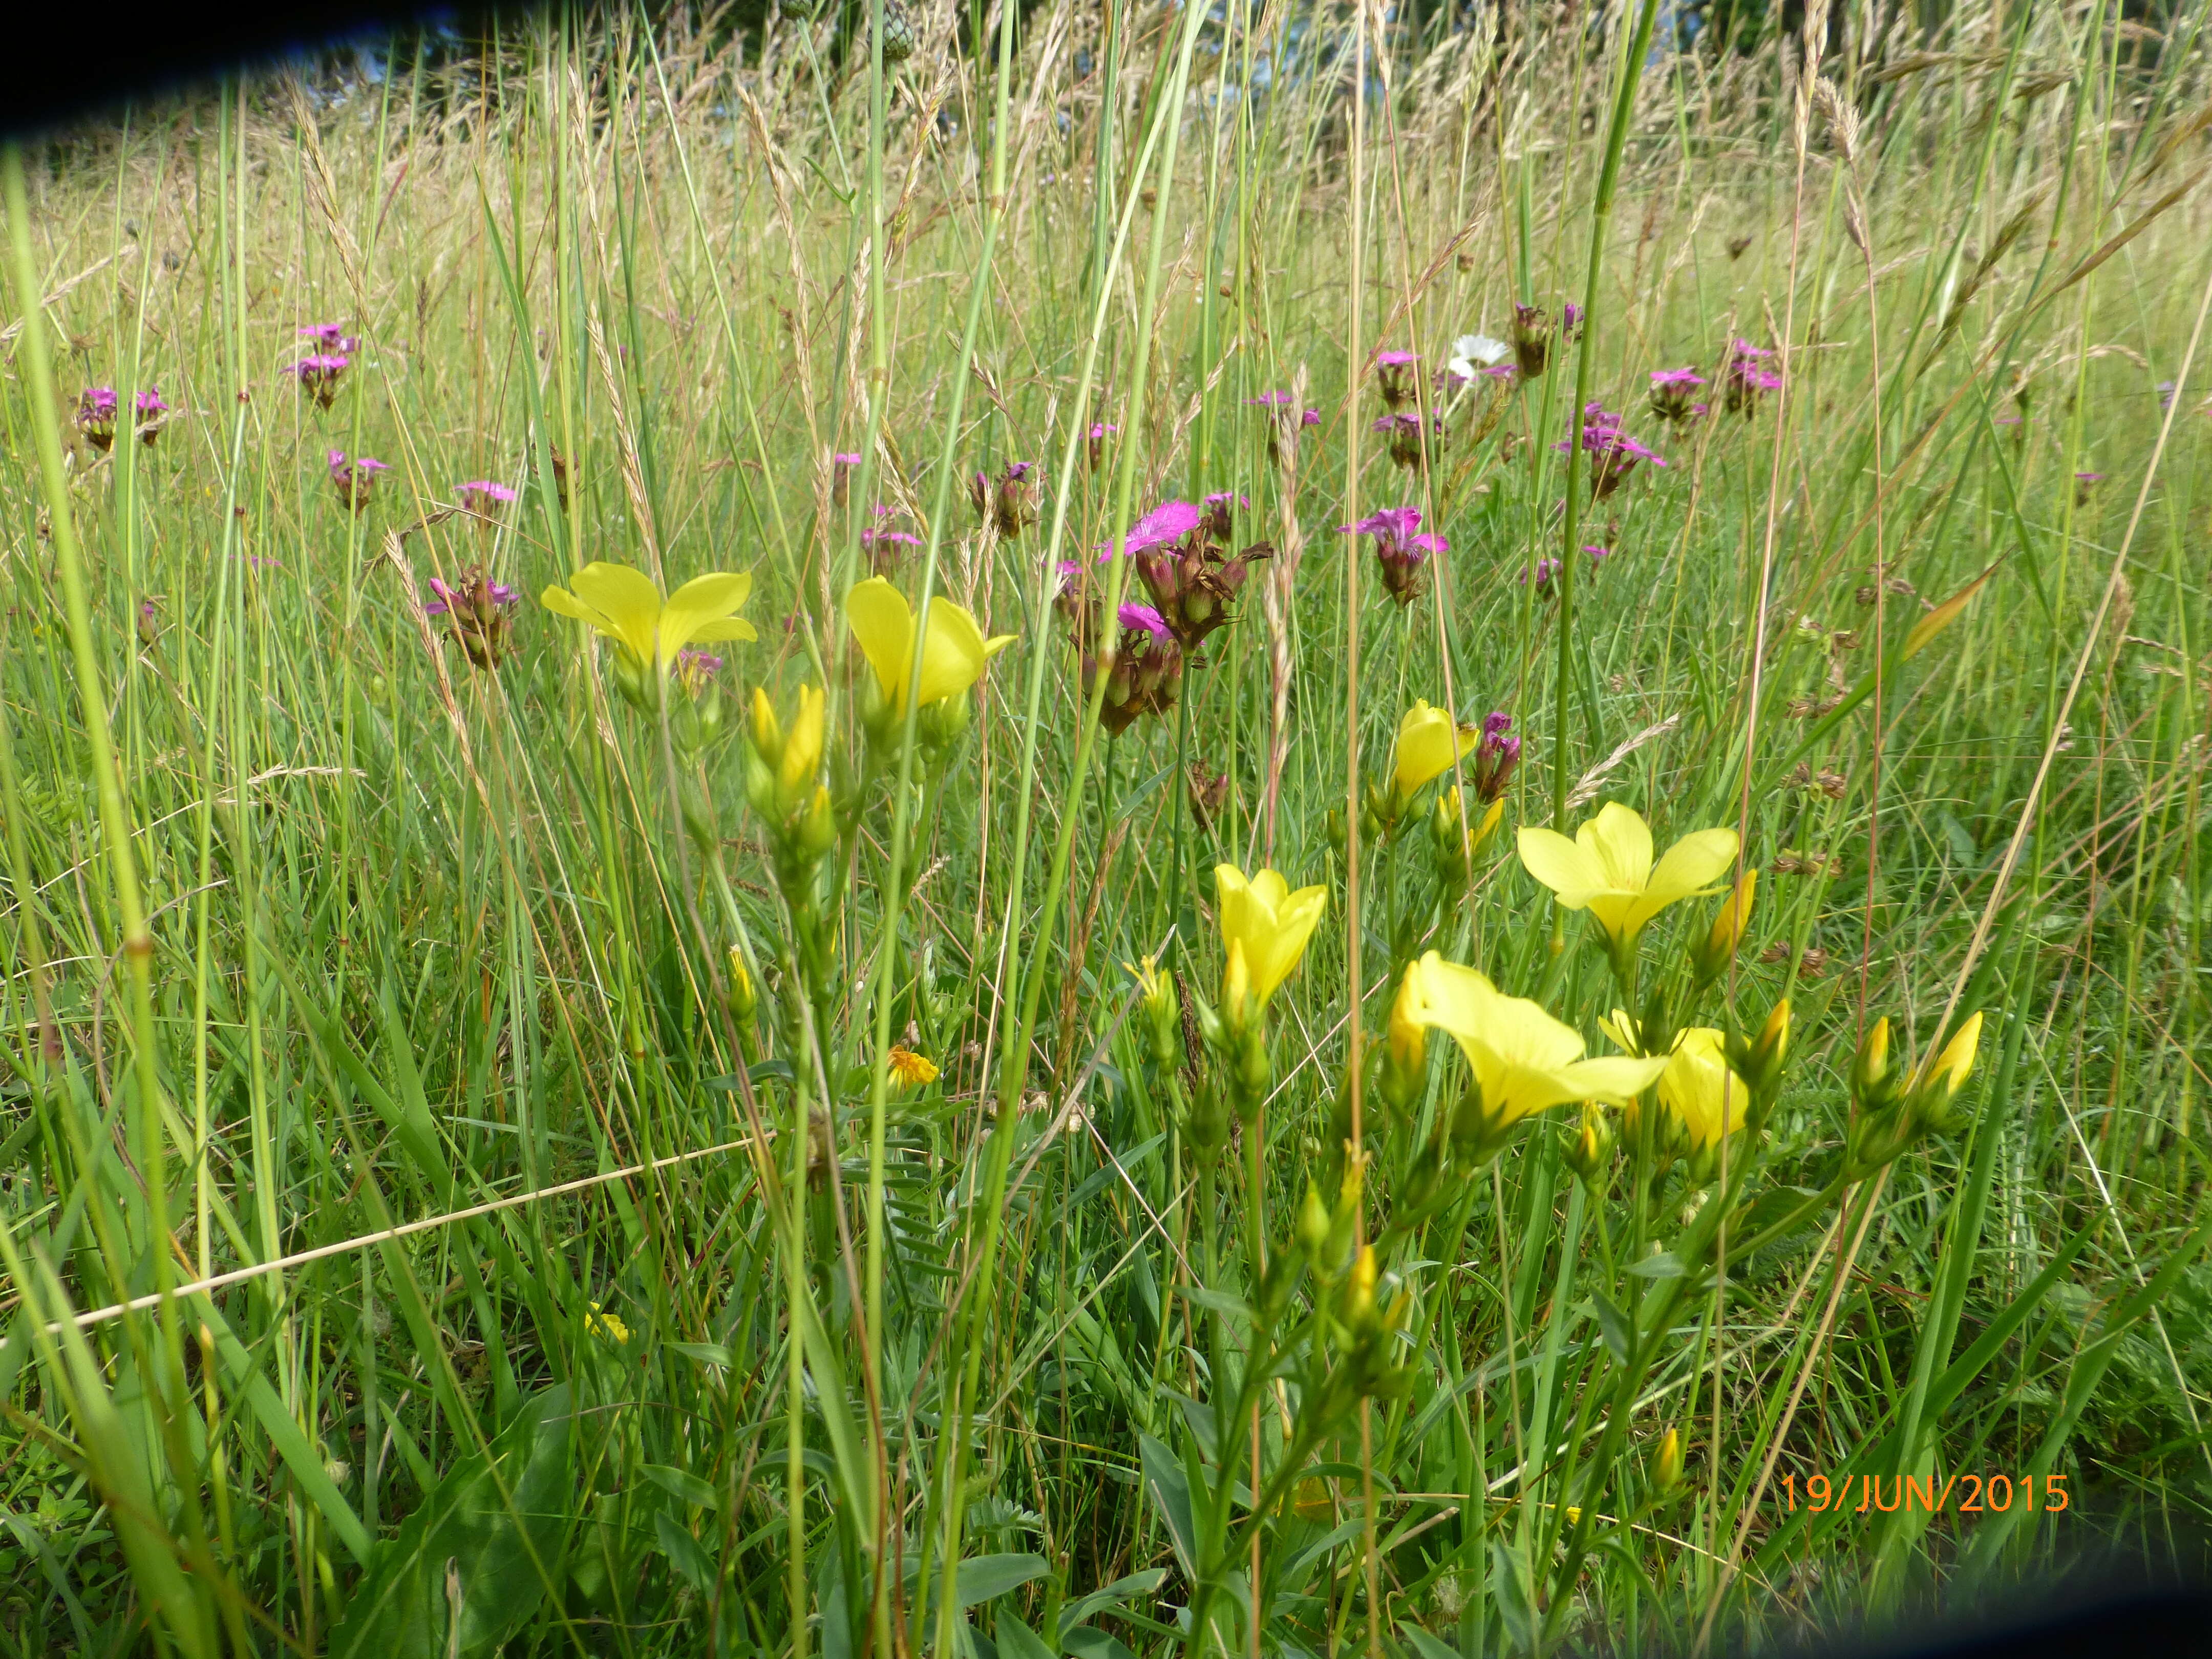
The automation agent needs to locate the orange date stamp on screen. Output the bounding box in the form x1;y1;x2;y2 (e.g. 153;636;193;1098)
1781;1472;2069;1515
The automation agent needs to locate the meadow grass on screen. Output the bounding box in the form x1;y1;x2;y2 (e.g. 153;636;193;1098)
2;1;2209;1654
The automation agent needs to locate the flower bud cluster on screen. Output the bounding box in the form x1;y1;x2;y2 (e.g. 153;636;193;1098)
1845;1012;1983;1175
746;685;838;886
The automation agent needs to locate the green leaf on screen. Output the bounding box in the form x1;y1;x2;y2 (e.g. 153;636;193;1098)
1403;1628;1466;1659
1063;1629;1137;1659
329;1386;574;1659
654;1510;718;1596
1589;1291;1631;1364
1625;1252;1684;1280
1056;1566;1166;1634
1139;1433;1198;1575
642;1462;717;1509
996;1612;1057;1659
671;1341;734;1369
955;1552;1051;1608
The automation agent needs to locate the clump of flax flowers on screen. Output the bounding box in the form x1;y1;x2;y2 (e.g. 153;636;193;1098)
1341;507;1445;607
426;570;521;670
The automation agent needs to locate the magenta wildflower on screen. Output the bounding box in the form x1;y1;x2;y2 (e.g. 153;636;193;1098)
1373;410;1439;471
2074;471;2107;507
1340;507;1441;607
1723;340;1783;415
298;323;359;352
1118;601;1173;643
1104;499;1205;562
1553;402;1666;499
971;460;1037;536
76;387;119;451
675;648;725;695
1562;302;1584;340
1301;407;1321;425
1523;556;1563;594
1649;367;1707;424
1202;491;1249;541
1375;349;1419;410
424;568;518;668
289;352;353;410
1087;421;1118;471
2157;381;2176;411
1245;391;1296;408
1086;602;1185;736
830;450;862;505
1472;713;1520;803
457;480;518;518
328;450;390;514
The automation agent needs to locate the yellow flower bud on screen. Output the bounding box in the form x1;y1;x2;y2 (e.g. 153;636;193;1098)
725;947;757;1023
798;784;838;860
748;685;782;761
1221;935;1254;1028
1920;1011;1982;1100
777;684;826;805
1652;1426;1684;1495
1343;1244;1379;1327
1691;868;1757;982
1852;1016;1894;1107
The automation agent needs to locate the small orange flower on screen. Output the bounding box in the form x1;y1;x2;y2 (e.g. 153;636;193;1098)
888;1047;940;1088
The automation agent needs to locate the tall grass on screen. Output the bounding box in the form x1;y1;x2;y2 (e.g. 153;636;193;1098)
2;1;2209;1654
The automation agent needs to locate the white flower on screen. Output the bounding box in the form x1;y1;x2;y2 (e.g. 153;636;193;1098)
1449;333;1509;381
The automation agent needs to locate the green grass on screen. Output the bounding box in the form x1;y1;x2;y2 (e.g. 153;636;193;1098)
2;3;2209;1655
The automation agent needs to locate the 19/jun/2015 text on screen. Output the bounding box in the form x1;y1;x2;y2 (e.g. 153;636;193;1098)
1780;1473;2069;1515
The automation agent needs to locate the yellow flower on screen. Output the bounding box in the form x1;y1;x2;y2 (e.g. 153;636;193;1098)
1214;864;1327;1007
541;561;756;670
585;1301;631;1344
1598;1013;1748;1150
1656;1027;1749;1150
888;1046;940;1088
1392;700;1479;809
845;576;1016;714
1405;952;1666;1126
1516;802;1739;952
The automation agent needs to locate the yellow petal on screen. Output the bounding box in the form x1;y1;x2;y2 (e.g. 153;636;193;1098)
1392;702;1461;800
1629;827;1740;935
1517;826;1605;907
1580;803;1655;894
541;584;594;623
568;562;664;665
914;598;991;707
1251;883;1326;1003
658;571;754;665
690;616;759;644
1569;1054;1672;1104
982;633;1018;658
846;578;916;705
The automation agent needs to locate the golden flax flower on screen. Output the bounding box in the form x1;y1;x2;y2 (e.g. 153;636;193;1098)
1215;863;1328;1007
585;1301;631;1344
1405;952;1666;1126
888;1046;940;1088
540;561;756;670
1392;700;1479;808
1516;802;1738;952
845;576;1016;713
1598;1012;1749;1150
